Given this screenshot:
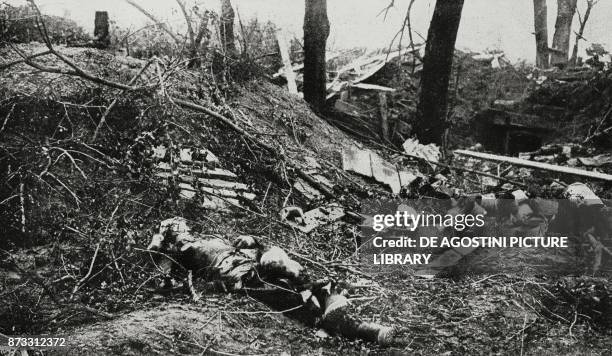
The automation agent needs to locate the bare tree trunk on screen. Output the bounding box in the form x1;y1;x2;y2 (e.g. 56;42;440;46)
570;0;595;66
277;29;298;94
533;0;549;68
415;0;464;145
551;0;577;67
94;11;110;49
220;0;236;55
303;0;330;112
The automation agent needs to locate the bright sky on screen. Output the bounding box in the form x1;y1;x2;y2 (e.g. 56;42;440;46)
7;0;612;63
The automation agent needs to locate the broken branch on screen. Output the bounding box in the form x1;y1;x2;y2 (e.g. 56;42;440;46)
92;60;154;141
0;50;52;71
125;0;181;44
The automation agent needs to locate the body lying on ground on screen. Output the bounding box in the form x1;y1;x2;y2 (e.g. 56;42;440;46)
146;217;401;346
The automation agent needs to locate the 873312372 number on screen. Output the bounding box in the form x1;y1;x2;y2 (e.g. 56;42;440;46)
1;336;69;350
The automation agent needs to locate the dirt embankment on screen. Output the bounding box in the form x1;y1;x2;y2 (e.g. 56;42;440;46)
1;45;612;355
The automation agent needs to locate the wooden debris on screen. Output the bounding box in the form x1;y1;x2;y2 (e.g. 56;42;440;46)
294;178;325;200
179;148;193;162
283;204;345;233
152;146;255;211
156;162;172;171
577;154;612;167
564;182;603;206
197;178;248;190
202;196;240;211
402;138;440;163
342;146;417;194
201;187;256;200
353;83;396;92
179;166;237;180
198;148;219;163
152;145;167;159
179;183;196;199
370;154;401;194
342;147;372;177
455;149;612;182
295;169;336;200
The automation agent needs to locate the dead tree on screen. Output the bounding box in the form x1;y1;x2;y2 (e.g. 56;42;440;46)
303;0;330;112
570;0;597;66
220;0;236;55
277;29;298;94
533;0;549;68
415;0;464;146
176;0;210;67
126;0;210;67
551;0;578;67
93;11;110;49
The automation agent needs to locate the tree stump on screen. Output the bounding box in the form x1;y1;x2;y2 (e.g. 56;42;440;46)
94;11;110;49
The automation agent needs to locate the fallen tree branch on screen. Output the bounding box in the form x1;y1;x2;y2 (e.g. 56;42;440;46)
172;98;277;154
455;149;612;182
70;242;102;300
0;50;52;71
295;167;335;199
92;60;154;141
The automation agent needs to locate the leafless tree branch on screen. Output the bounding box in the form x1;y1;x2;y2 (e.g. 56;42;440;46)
125;0;181;43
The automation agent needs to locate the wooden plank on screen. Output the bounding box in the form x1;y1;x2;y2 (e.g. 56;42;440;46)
370;153;401;194
201;187;256;201
398;170;417;186
180;148;193;162
454;149;612;182
179;183;196;199
198;178;249;190
342;147;372;177
284;204;345;233
294;178;324;200
179;166;237;180
352;83;396;92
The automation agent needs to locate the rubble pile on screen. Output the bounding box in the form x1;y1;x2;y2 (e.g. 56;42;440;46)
151;145;256;211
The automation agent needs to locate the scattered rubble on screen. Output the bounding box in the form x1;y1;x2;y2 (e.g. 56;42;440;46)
402;138;441;163
281;204;345;234
342;146;417;194
152;145;256;211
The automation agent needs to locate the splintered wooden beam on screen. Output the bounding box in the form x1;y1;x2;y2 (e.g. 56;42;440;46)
454;149;612;182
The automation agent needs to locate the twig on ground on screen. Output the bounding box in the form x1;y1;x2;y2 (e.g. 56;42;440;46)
520;313;527;356
70;242;102;300
187;270;201;302
0;103;15;134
